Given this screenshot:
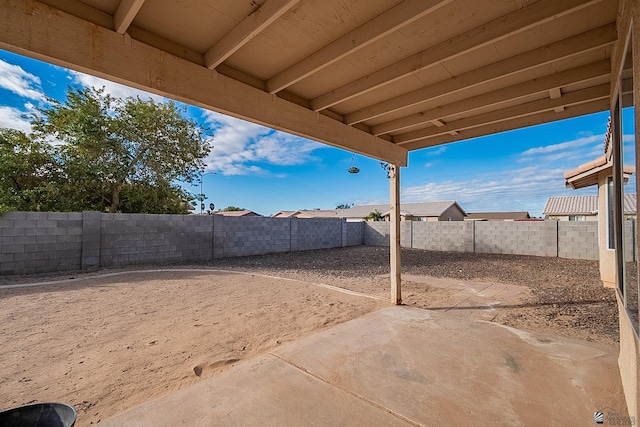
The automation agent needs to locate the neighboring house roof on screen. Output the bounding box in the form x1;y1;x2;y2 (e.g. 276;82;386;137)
271;211;296;218
271;210;339;218
271;201;466;219
564;155;635;190
291;210;340;218
543;195;598;216
215;210;260;217
381;209;413;217
341;201;466;219
543;195;637;216
466;212;531;221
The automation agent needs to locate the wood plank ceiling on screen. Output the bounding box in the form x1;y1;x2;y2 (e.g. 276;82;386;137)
0;0;621;165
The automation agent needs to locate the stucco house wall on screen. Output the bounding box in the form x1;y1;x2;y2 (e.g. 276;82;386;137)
438;204;466;221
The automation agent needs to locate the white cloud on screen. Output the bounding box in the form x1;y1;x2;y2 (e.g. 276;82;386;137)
521;134;605;156
401;165;588;217
0;106;31;132
425;146;447;155
202;110;322;176
71;71;165;102
0;60;45;101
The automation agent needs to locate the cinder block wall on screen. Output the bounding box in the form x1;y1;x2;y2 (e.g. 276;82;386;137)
412;221;471;252
345;221;364;246
475;221;557;257
2;212;635;275
364;221;389;246
0;211;82;274
401;222;412;247
624;220;636;262
0;212;365;275
557;222;599;260
361;219;631;261
101;213;213;267
292;218;341;251
223;216;290;257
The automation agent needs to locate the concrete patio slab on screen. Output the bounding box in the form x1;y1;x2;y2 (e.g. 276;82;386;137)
102;306;626;426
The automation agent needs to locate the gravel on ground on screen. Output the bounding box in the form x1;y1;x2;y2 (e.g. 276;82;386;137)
0;245;630;425
0;245;626;346
206;246;623;346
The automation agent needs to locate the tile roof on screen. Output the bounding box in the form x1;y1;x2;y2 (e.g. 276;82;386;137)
563;156;608;180
543;194;637;216
563;154;634;190
466;212;531;220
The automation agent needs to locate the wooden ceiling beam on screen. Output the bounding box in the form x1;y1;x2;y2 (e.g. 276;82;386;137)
548;87;564;111
204;0;300;70
345;24;615;125
0;0;407;165
265;0;452;94
114;0;145;34
400;99;609;151
372;59;610;136
395;84;609;144
38;0;114;28
311;0;604;112
38;0;207;65
548;87;562;99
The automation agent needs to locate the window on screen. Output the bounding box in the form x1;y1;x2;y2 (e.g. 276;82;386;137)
569;215;586;221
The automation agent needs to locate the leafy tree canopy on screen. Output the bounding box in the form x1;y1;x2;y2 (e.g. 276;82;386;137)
336;203;353;209
219;206;245;212
1;87;211;214
0;129;59;213
365;210;384;221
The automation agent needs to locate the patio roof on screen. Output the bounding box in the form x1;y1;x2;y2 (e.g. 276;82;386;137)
563;155;635;189
0;0;624;166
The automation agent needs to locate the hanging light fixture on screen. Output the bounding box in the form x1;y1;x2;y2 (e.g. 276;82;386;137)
348;154;360;174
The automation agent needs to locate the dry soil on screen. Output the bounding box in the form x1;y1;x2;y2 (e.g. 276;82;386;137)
0;246;627;426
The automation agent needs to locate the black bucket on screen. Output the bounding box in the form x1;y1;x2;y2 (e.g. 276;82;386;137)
0;403;77;427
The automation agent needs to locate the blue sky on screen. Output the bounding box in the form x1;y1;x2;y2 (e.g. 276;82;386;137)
0;48;635;217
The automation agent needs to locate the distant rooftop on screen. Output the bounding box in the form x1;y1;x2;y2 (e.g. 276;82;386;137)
339;201;465;218
271;209;339;218
466;212;531;221
215;210;261;217
272;201;466;219
543;195;636;216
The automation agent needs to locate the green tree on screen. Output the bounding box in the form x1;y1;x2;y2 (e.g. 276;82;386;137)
336;203;353;209
220;206;245;212
365;210;384;221
0;129;59;213
30;87;210;213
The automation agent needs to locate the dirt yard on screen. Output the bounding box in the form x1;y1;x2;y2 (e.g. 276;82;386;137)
0;246;623;425
211;246;622;346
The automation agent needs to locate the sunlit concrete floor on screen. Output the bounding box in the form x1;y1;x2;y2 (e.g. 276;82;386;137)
102;302;627;426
